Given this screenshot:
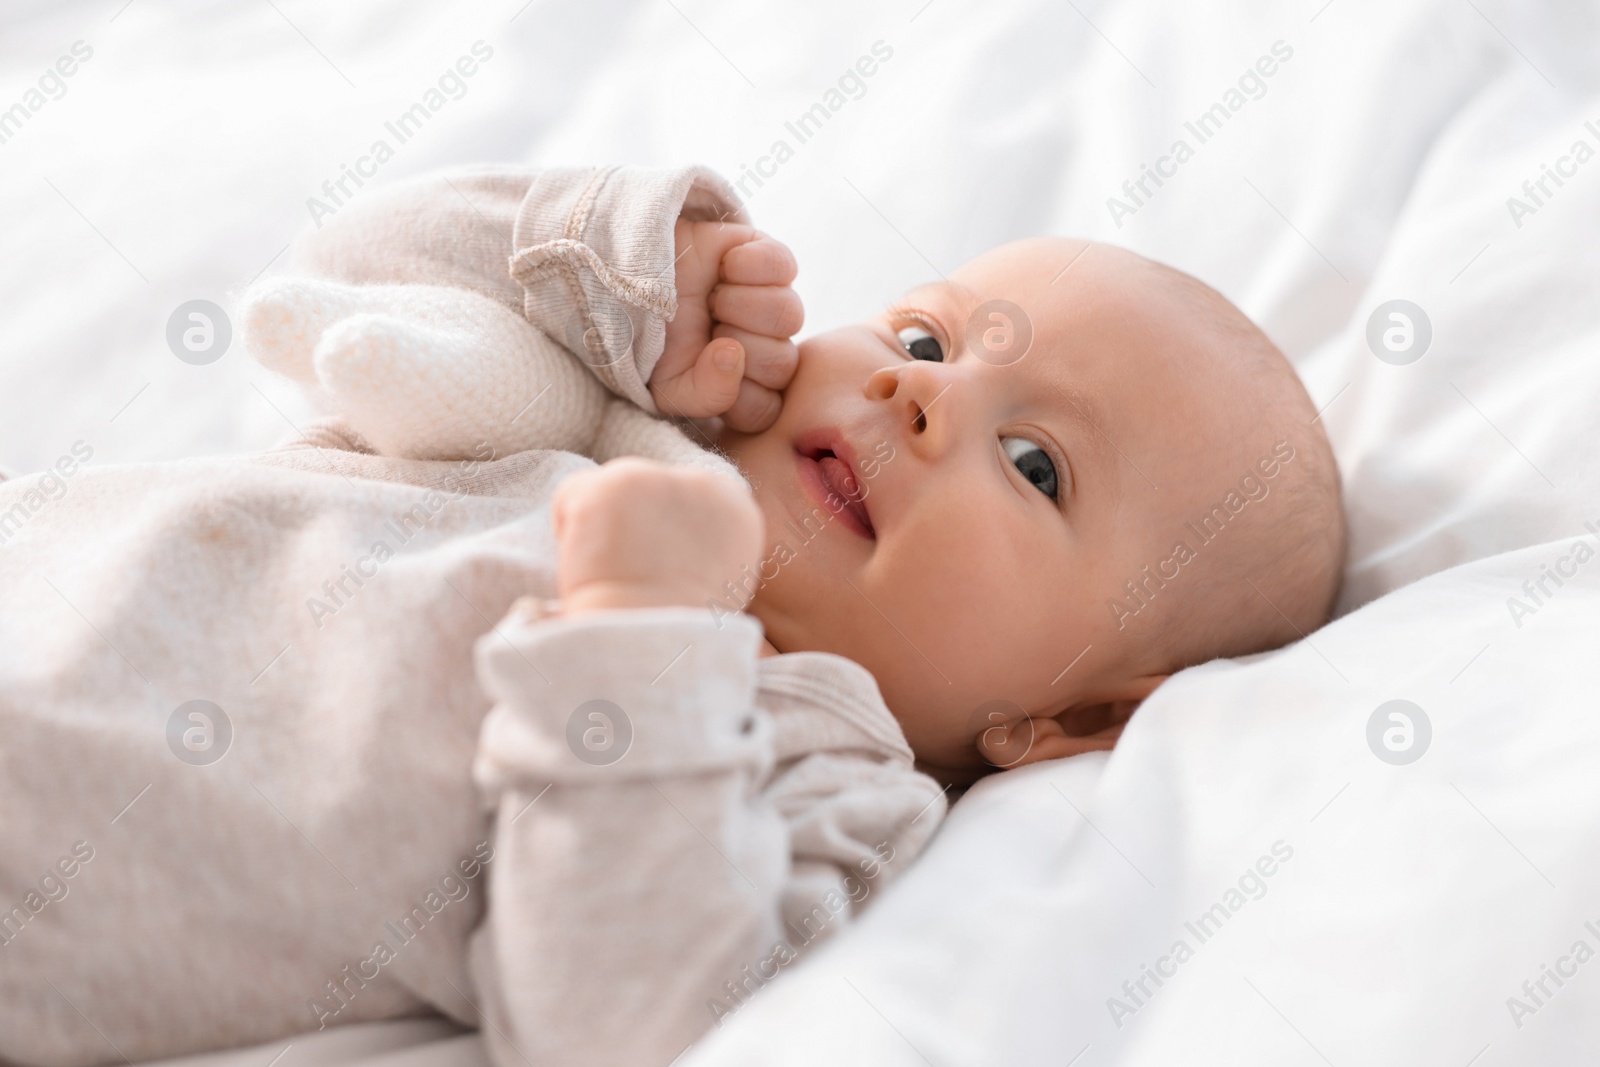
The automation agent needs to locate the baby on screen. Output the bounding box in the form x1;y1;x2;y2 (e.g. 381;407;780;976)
0;165;1343;1067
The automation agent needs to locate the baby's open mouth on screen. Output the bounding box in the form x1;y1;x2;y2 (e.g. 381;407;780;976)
795;435;876;540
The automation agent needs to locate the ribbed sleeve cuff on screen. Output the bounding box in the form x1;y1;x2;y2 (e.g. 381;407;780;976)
472;603;771;787
507;165;748;413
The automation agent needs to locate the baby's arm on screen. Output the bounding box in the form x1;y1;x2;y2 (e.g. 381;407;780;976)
465;460;943;1065
245;166;800;460
504;166;801;430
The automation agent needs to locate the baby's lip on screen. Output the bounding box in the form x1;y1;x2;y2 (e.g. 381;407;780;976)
794;428;875;540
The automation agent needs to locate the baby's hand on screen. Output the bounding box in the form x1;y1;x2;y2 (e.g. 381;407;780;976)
551;458;764;616
650;219;802;433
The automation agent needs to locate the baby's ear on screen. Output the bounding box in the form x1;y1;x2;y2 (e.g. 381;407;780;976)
976;674;1168;769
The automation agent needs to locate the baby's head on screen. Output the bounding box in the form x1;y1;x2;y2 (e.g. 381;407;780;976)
718;238;1344;781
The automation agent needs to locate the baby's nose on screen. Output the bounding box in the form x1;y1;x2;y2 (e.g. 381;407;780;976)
866;363;951;449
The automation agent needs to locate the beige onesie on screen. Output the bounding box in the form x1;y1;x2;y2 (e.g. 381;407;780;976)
0;165;948;1067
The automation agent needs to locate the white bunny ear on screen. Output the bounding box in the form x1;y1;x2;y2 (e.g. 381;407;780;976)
239;276;618;460
239;275;366;385
307;284;609;461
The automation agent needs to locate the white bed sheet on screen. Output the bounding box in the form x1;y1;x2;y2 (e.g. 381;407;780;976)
4;0;1598;1064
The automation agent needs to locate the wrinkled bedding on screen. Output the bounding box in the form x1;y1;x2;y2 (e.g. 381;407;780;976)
4;0;1598;1064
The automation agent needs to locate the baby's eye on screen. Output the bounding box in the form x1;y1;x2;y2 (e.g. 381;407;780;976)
897;325;944;362
1002;437;1059;501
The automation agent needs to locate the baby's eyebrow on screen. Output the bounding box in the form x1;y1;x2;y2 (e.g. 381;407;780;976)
943;279;982;306
903;279;979;309
1048;380;1108;443
1046;379;1121;486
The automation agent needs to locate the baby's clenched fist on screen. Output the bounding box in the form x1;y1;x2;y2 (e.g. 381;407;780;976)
650;219;802;433
551;458;765;616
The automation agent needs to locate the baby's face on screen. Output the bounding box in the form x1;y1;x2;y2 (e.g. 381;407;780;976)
719;238;1264;778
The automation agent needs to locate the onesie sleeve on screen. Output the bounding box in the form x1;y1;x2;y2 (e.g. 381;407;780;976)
508;165;749;414
282;163;749;419
747;651;950;964
284;166;536;314
464;601;945;1067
